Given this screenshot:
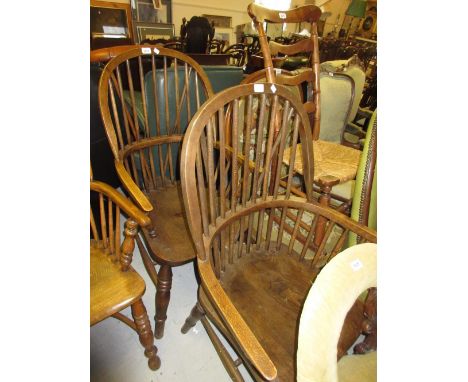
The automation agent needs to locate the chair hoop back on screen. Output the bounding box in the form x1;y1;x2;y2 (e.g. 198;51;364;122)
181;83;315;260
98;45;214;195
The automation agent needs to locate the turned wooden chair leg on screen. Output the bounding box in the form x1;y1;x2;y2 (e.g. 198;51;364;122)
131;299;161;371
181;301;205;334
155;264;172;339
314;175;340;247
354;287;377;354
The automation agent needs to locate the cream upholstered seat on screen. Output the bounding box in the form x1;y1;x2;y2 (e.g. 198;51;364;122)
297;243;377;382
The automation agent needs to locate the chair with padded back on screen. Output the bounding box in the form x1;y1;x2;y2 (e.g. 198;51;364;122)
90;174;160;371
178;83;377;381
297;243;377;382
241;63;358;147
321;56;367;147
98;45;214;339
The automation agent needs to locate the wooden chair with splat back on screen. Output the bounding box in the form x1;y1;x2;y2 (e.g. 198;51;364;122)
90;172;160;371
98;45;214;339
247;4;363;222
178;84;377;381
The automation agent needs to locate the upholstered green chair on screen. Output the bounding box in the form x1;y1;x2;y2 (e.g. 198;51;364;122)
320;56;375;145
319;56;367;148
297;243;377;382
331;109;377;234
320;56;367;125
318;69;354;144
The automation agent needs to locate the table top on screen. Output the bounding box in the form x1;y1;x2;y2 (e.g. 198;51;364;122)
283;140;361;183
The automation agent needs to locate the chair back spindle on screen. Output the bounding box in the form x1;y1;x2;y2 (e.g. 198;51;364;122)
99;46;214;204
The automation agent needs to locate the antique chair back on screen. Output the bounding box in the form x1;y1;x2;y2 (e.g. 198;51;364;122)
98;45;214;339
242;67;356;145
224;44;248;67
247;3;322;139
180;84;377;381
90;176;160;371
99;45;214;208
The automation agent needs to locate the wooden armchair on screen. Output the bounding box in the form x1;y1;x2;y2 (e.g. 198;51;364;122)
90;178;160;371
98;46;214;338
223;44;248;67
179;84;377;381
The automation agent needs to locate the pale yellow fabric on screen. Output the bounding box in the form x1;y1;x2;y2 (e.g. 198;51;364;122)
337;352;377;382
297;243;377;382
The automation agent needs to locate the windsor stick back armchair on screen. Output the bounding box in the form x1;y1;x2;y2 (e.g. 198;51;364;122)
179;84;377;381
98;45;214;338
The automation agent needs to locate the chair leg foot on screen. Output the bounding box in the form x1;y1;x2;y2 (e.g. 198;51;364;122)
155;264;172;339
181;302;205;334
131;299;161;371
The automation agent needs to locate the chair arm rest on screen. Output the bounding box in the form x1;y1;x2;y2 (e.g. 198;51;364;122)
115;161;153;213
341;139;362;151
355;107;373;119
346;122;367;139
198;260;278;381
90;180;151;227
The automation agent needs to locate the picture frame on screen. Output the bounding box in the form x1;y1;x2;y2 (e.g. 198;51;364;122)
133;0;172;24
90;0;133;40
202;14;232;29
135;22;175;42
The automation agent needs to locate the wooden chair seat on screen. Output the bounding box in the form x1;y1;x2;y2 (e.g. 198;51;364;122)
90;246;146;325
207;246;363;381
143;184;196;266
178;83;376;381
283;140;361;183
90;178;160;370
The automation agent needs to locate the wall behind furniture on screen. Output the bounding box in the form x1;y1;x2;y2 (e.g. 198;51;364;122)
97;0;253;45
284;0;352;37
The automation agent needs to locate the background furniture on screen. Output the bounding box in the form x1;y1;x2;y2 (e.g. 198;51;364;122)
187;53;231;65
223;43;248;67
297;243;377;382
90;177;160;371
131;0;174;44
98;46;214;339
90;0;134;50
179;83;377;381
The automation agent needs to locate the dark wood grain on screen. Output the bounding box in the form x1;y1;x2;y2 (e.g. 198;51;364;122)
99;45;214;338
179;83;377;381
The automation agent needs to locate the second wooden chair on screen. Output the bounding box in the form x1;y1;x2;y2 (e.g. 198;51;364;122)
98;45;214;338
